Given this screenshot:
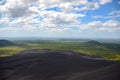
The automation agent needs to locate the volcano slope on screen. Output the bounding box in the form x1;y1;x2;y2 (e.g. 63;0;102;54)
0;49;119;80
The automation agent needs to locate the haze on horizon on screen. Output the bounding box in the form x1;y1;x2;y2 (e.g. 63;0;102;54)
0;0;120;39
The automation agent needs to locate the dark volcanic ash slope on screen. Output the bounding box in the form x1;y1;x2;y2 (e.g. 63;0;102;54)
0;49;119;80
70;63;120;80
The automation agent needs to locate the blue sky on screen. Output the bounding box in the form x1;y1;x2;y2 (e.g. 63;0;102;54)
0;0;120;39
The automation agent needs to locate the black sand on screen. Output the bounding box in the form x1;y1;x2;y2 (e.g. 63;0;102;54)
0;49;119;80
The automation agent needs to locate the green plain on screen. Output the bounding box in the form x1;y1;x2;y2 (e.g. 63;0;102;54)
0;40;120;61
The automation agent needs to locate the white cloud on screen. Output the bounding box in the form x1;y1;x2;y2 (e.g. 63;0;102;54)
45;27;71;32
37;0;88;12
80;20;120;32
0;0;86;28
40;11;85;26
0;16;9;24
93;10;120;19
0;0;117;34
87;2;100;10
109;10;120;16
74;1;100;11
0;0;39;18
1;19;120;32
99;0;112;5
21;26;38;31
0;0;111;18
74;0;112;11
80;21;102;30
0;26;21;31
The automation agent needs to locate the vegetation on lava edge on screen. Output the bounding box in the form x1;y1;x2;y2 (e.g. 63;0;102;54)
0;39;120;61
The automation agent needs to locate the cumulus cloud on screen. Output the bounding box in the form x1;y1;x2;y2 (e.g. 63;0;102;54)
37;0;88;12
80;20;120;32
0;0;39;18
0;26;21;31
93;10;120;19
74;1;100;11
0;0;112;18
74;0;112;11
109;10;120;17
45;27;71;32
0;0;87;17
99;0;112;5
0;0;86;32
0;16;9;24
40;11;85;26
0;0;118;33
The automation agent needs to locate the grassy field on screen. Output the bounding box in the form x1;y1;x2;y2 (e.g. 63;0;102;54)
0;46;25;57
0;40;120;61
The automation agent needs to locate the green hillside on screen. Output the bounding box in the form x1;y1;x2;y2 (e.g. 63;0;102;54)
0;40;120;61
0;40;15;47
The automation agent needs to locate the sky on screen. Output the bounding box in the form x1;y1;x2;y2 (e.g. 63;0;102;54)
0;0;120;39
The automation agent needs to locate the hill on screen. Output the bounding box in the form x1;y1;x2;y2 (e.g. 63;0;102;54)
84;40;120;50
0;40;15;47
84;40;102;46
102;43;120;50
0;49;118;80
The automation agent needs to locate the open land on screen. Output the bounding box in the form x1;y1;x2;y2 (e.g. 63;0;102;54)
0;39;120;80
